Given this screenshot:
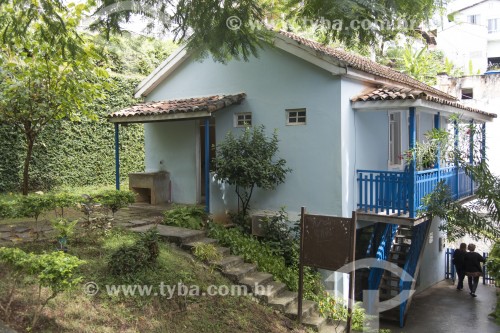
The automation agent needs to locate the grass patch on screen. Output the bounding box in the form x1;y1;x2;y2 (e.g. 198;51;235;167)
0;228;308;333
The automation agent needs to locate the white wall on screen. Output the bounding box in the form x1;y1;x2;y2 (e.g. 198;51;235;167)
416;217;446;293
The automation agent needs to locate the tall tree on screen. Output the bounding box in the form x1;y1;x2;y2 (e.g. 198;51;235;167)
0;1;109;194
88;0;441;62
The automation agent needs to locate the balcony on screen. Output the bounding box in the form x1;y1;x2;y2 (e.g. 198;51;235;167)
357;166;475;219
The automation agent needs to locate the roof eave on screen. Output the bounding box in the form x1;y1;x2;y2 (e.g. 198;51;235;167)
352;99;496;122
109;110;213;124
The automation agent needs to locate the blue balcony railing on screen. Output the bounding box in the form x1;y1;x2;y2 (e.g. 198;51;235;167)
357;167;475;218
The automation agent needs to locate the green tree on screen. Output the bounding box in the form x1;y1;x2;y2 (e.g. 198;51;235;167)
380;44;463;85
88;0;441;62
422;116;499;241
0;2;109;194
213;125;291;217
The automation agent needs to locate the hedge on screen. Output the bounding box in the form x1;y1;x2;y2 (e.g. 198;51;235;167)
0;74;145;193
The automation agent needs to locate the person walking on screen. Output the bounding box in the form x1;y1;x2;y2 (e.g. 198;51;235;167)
452;243;467;290
464;243;485;297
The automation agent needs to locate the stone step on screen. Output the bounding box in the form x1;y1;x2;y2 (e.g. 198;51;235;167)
302;313;327;332
215;246;231;256
253;281;287;303
181;238;218;251
132;224;207;245
268;290;298;312
223;263;257;282
239;271;274;291
285;299;316;320
214;255;244;271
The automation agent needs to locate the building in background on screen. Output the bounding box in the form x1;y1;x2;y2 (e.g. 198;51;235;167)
437;0;500;74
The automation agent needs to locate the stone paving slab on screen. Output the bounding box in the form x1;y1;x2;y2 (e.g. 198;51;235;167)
129;224;205;245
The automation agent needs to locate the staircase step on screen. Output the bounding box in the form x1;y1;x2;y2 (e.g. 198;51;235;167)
253;281;286;303
380;307;400;322
301;313;327;332
181;238;218;251
268;290;298;312
239;271;274;290
285;300;317;320
216;246;231;256
223;263;257;282
390;250;409;255
380;285;400;291
214;255;243;270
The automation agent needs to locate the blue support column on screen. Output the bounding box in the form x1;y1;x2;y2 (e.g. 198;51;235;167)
481;123;486;163
204;118;210;213
114;123;120;190
409;107;416;218
469;120;474;195
454;120;459;198
434;113;441;182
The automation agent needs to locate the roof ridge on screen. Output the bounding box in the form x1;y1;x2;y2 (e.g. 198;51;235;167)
277;31;458;101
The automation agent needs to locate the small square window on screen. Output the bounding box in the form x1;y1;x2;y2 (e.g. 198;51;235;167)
234;112;252;127
286;108;306;125
461;88;473;100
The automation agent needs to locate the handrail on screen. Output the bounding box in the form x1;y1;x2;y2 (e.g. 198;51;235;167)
358;167;475;218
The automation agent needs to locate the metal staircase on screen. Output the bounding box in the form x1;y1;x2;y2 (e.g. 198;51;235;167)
378;221;431;327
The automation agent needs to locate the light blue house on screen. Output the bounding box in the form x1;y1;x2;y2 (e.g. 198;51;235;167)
109;31;496;326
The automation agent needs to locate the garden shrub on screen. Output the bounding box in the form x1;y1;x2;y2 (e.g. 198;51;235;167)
163;205;207;230
207;224;322;299
0;247;85;328
108;228;160;275
260;208;299;267
95;190;136;216
193;243;223;263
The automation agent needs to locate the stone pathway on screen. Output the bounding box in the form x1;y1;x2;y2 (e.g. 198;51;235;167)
0;203;168;246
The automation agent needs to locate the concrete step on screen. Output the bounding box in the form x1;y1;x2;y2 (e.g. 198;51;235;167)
268;290;298;312
181;238;218;251
223;263;257;282
301;313;327;332
285;299;316;320
214;255;244;271
253;281;286;303
239;271;274;291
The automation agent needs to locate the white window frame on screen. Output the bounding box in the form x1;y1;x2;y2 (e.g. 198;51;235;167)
467;14;480;25
488;18;499;33
286;108;307;125
234;112;252;127
388;111;403;167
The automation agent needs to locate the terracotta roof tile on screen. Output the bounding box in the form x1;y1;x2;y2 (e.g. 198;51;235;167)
109;93;246;119
351;87;496;118
278;31;457;101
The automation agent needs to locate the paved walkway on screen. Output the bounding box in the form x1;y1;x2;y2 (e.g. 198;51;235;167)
0;203;168;245
380;280;499;333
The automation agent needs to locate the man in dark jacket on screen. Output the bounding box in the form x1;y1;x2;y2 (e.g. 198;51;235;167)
452;243;467;290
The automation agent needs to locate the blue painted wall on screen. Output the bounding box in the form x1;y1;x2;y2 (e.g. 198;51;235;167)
145;120;200;204
144;46;353;217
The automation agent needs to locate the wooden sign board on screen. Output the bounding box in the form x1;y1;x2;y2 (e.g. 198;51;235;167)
302;213;356;271
297;208;357;332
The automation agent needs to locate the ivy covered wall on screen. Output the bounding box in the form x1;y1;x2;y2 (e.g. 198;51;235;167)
0;75;145;192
